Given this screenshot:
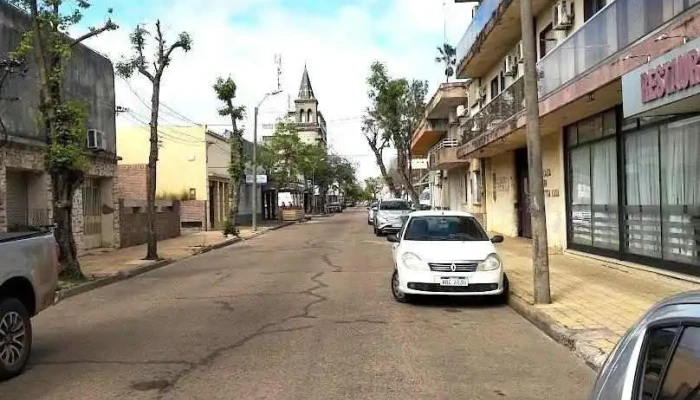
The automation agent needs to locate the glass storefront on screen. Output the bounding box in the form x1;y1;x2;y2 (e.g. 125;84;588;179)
566;108;700;273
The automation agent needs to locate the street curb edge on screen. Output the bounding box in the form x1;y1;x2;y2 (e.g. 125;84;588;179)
56;220;299;302
508;293;604;372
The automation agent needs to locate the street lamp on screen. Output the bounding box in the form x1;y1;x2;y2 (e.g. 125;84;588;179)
252;89;282;231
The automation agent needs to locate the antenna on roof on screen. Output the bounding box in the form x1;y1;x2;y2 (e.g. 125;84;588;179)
274;54;282;91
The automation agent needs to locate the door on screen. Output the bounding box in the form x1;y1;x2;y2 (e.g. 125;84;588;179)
82;178;103;249
5;170;28;229
515;148;532;238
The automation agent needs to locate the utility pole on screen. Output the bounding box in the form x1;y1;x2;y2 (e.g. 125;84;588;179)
520;0;551;304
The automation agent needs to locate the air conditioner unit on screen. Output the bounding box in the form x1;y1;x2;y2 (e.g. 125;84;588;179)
86;129;107;150
552;0;574;31
504;55;518;77
515;41;524;63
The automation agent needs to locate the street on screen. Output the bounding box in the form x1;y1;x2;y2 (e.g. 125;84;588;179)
0;209;594;400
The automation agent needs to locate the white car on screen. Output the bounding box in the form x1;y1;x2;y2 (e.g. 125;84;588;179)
387;210;508;303
366;202;378;225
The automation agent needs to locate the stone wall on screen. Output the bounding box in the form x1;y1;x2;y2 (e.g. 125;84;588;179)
117;164;147;200
119;200;181;248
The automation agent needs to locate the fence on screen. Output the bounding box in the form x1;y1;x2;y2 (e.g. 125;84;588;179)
119;199;181;248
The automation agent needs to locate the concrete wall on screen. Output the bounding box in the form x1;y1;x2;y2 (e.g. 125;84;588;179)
119;200;180;248
484;151;518;237
541;132;567;251
117;125;207;201
206;131;230;181
0;2;116;150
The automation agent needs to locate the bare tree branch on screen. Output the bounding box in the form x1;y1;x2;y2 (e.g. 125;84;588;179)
72;20;118;46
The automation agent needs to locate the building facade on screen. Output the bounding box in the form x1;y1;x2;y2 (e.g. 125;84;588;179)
0;1;119;252
117;125;264;230
411;0;700;276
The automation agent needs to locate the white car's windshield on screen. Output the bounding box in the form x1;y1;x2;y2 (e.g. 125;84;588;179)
380;201;410;211
403;216;488;241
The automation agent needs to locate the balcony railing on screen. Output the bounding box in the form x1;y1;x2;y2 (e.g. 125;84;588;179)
429;138;459;153
456;0;505;70
538;0;692;97
461;77;525;144
428;138;461;168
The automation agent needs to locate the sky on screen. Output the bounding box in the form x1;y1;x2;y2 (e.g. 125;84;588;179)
76;0;475;181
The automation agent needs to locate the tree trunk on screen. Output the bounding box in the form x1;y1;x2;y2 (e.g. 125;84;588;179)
397;148;419;205
520;0;551;304
53;173;82;279
145;79;161;260
369;144;399;197
227;130;244;235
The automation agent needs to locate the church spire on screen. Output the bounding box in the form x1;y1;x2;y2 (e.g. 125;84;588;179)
298;64;315;100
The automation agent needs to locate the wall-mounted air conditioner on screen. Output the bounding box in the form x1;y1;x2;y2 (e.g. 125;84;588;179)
504;55;518;77
552;0;574;31
478;86;487;102
86;129;107;150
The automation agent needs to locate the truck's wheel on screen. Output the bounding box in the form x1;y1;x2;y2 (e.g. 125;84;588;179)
0;298;32;381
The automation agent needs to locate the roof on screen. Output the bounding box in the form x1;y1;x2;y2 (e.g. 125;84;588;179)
409;210;476;218
298;65;315;100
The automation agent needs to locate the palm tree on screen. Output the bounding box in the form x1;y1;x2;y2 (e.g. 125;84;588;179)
435;43;457;82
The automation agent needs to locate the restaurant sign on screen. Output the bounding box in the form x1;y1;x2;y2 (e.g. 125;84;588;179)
622;37;700;118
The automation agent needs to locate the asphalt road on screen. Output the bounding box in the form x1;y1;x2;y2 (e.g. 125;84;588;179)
0;209;594;400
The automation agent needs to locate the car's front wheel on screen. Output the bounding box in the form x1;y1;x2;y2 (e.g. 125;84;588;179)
498;274;510;305
0;297;32;381
391;270;411;303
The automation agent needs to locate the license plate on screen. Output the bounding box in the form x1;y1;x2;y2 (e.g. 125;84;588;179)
440;277;468;286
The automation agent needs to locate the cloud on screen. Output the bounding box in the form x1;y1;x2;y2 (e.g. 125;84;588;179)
78;0;474;180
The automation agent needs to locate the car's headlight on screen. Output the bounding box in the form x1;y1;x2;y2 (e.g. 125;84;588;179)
477;254;502;271
401;252;428;271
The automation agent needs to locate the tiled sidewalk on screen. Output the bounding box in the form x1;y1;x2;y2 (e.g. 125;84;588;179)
498;237;699;368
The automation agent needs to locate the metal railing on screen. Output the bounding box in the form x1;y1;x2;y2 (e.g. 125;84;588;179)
461;77;525;144
537;0;693;96
456;0;506;70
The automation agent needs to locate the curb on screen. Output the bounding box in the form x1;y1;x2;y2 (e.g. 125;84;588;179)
508;293;606;371
56;220;300;302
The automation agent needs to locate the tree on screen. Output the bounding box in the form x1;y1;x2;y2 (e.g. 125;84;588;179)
363;63;399;197
435;43;457;83
0;58;26;147
213;77;245;236
10;0;118;278
116;21;192;260
258;122;306;189
366;61;428;205
363;177;382;201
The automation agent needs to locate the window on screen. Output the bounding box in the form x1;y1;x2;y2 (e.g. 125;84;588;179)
657;326;700;400
490;76;500;100
639;326;679;400
584;0;607;22
539;23;556;60
379;200;410;211
403;216;489;242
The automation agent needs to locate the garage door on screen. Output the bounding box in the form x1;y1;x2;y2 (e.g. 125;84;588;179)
6;170;28;228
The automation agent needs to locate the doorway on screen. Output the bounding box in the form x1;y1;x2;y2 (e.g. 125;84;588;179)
515;148;532;239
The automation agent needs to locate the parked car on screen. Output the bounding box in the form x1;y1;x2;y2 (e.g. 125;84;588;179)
367;202;378;225
327;202;342;213
386;210;507;303
587;290;700;400
0;231;59;379
373;198;412;236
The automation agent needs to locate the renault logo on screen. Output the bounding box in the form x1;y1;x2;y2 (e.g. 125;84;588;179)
450;263;457;272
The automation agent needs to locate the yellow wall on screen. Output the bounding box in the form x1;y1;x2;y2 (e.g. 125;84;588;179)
485;151;518;237
117;125;208;201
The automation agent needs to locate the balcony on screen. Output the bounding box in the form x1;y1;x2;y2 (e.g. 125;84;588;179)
410;119;449;156
538;0;692;97
425;82;469;119
461;77;524;145
455;0;550;79
428;138;466;170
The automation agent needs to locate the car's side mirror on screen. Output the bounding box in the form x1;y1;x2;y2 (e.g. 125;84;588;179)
386;234;399;243
371;207;377;211
490;235;504;243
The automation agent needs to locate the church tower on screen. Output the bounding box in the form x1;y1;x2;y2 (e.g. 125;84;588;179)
290;65;327;146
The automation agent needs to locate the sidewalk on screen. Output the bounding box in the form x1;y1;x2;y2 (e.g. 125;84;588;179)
499;237;700;369
79;221;285;279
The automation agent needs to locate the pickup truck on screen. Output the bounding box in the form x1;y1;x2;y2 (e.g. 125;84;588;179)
0;231;59;380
